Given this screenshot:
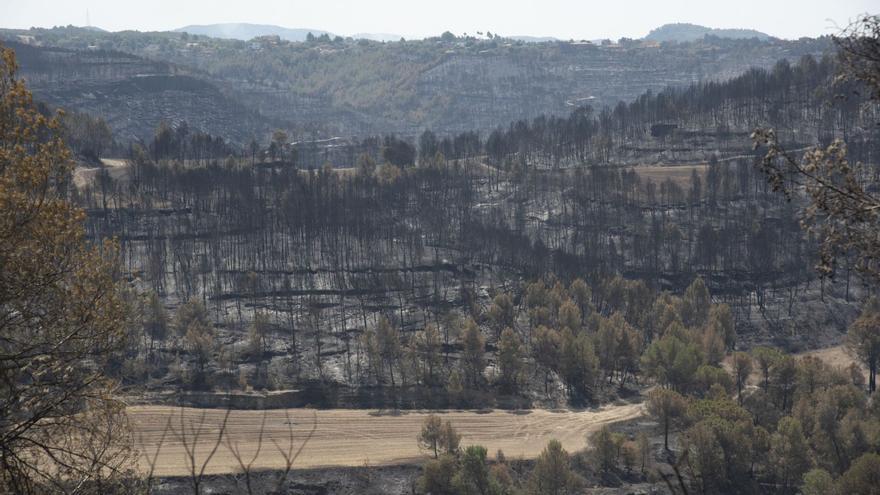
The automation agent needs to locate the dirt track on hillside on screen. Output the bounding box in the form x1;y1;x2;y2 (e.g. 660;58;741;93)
722;344;866;383
73;158;129;189
130;402;645;476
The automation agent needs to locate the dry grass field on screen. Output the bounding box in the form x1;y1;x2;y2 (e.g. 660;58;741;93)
130;402;645;476
722;344;865;383
799;344;866;379
131;345;862;478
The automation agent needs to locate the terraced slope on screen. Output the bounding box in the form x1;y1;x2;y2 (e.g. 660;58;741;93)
0;28;831;139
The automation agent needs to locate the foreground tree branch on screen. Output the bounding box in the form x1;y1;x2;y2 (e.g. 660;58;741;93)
0;44;135;493
752;14;880;282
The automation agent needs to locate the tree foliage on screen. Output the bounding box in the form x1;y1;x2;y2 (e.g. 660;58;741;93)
647;388;687;450
418;414;460;459
529;439;580;494
838;453;880;495
460;318;486;388
753;15;880;281
0;45;134;492
847;298;880;392
496;327;524;392
770;417;812;492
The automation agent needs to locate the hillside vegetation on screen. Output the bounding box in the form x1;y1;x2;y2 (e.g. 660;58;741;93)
2;12;880;495
1;26;830;140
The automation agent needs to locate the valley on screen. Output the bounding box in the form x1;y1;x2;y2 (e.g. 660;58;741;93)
1;28;831;141
1;7;879;495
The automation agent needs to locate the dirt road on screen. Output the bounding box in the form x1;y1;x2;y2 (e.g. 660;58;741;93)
130;402;645;476
73;158;130;188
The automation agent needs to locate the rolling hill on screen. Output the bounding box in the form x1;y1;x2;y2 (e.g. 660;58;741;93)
0;25;827;141
645;23;773;42
175;23;333;41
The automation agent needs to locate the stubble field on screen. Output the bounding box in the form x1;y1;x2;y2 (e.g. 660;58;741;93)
130;402;645;476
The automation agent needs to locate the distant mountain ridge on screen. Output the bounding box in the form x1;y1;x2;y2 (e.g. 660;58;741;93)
508;35;561;43
0;24;828;141
351;32;404;42
175;23;334;42
168;22;773;45
644;23;772;42
175;23;405;42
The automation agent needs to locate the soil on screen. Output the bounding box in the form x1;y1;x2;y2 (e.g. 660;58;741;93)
73;158;130;188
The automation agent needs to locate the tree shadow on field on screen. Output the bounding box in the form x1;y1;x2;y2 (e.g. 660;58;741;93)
368;409;409;416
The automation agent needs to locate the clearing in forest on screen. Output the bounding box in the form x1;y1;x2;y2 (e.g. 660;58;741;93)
631;164;707;188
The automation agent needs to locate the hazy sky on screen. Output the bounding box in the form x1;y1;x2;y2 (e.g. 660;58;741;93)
3;0;876;40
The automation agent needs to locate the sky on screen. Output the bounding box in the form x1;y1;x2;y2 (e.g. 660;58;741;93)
2;0;876;40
